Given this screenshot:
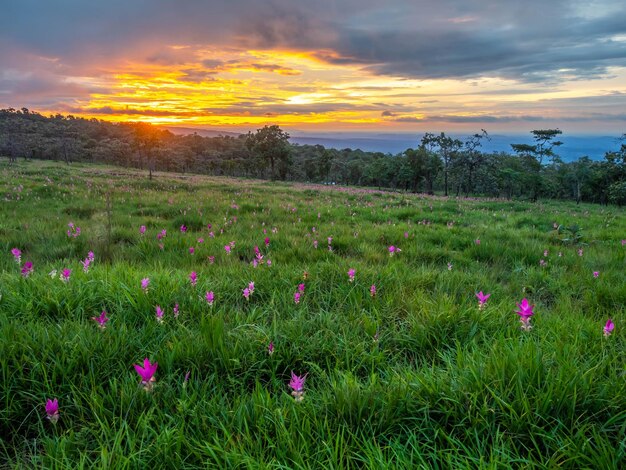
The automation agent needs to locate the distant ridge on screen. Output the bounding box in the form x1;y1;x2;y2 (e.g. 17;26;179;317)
164;126;621;162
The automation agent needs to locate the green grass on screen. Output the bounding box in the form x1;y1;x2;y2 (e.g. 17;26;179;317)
1;160;625;469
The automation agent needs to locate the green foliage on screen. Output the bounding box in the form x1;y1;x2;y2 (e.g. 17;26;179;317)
1;160;625;468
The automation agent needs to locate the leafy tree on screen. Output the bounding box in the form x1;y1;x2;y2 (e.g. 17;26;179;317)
245;125;292;180
421;132;462;196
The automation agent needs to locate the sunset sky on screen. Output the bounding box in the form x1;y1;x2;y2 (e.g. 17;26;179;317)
2;0;626;134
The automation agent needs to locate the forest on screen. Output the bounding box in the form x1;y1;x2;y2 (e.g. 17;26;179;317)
1;107;625;204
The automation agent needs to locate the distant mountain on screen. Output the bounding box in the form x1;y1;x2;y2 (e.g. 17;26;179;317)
164;126;621;162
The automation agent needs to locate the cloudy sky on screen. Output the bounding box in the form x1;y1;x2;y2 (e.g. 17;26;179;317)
2;0;626;133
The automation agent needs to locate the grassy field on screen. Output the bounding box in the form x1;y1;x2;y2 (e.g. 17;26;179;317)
1;160;625;469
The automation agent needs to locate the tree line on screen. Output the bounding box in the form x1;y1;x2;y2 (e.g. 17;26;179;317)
1;107;625;204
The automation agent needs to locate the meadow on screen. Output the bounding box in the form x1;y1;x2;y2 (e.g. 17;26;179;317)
1;160;625;469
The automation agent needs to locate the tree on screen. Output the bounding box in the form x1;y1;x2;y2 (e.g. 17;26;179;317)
420;132;462;196
245;125;292;180
511;129;563;202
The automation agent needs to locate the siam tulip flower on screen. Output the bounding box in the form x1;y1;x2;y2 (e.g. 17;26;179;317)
229;241;236;248
21;261;33;278
189;246;195;255
209;231;215;238
45;398;59;423
208;256;215;264
266;260;272;267
224;245;231;254
540;259;547;267
404;232;409;238
11;248;21;264
578;248;583;257
603;319;615;337
254;245;261;256
370;284;377;298
475;239;481;245
157;229;167;241
248;282;255;294
207;223;212;230
243;288;251;301
298;283;305;293
139;225;146;235
593;271;599;278
67;222;81;238
327;237;333;245
60;268;71;283
92;310;109;329
180;225;187;233
294;291;301;304
268;342;274;355
173;303;179;318
447;262;453;271
515;298;535;331
134;358;158;391
156;306;164;323
189;271;197;286
622;239;626;246
289;372;307;402
388;245;396;255
197;237;204;244
476;291;491;310
348;268;356;282
205;291;214;306
82;252;95;273
264;237;270;248
141;278;150;293
313;240;318;249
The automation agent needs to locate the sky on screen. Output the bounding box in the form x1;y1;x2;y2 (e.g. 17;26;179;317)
2;0;626;135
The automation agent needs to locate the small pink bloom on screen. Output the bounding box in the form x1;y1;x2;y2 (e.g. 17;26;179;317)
289;371;307;401
243;288;250;300
205;291;214;306
298;283;305;293
388;245;396;255
603;319;615;337
348;268;355;282
578;248;583;257
540;259;546;267
189;246;195;255
224;245;231;254
208;256;215;264
92;310;109;329
476;291;491;310
141;278;150;293
173;303;179;318
294;291;301;304
515;298;535;331
61;268;71;283
189;271;197;286
180;225;187;233
11;248;21;264
404;232;409;238
313;240;318;249
139;225;146;235
156;305;164;323
543;250;548;257
21;261;33;278
248;281;255;294
475;239;481;245
264;237;270;248
197;238;204;244
370;284;377;297
45;399;59;423
266;260;272;267
622;239;626;246
593;271;599;278
268;342;274;355
134;358;158;390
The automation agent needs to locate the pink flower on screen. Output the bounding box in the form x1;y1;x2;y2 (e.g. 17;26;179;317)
156;305;164;323
173;303;179;318
180;225;187;233
205;291;214;306
11;248;21;264
294;291;301;304
289;371;307;401
327;237;333;245
141;278;150;293
268;342;274;355
189;246;195;255
313;240;318;249
197;238;204;244
248;282;255;294
476;291;491;310
593;271;599;278
622;239;626;246
604;319;615;337
264;237;270;248
370;284;377;297
157;229;167;241
21;261;33;278
578;248;583;257
92;310;109;329
224;245;231;254
139;225;146;235
348;268;355;282
404;232;409;238
82;252;95;273
45;398;59;423
189;271;197;286
543;250;548;257
229;241;236;248
243;288;251;301
515;298;535;331
67;222;81;238
208;256;215;264
475;239;481;245
540;259;547;267
266;260;272;267
60;268;71;283
134;358;158;389
388;245;396;255
298;283;305;293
